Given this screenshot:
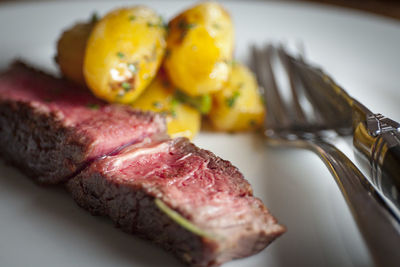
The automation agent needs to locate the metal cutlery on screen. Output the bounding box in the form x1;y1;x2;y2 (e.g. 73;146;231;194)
251;44;400;266
289;56;400;221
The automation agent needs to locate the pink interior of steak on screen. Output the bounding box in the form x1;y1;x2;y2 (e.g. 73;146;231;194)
101;138;252;198
88;137;284;251
0;62;166;160
0;62;103;123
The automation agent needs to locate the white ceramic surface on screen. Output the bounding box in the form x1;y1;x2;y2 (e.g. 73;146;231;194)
0;1;399;266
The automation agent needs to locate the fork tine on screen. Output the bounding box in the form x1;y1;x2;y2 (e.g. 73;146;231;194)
277;47;327;128
276;46;307;125
289;57;353;134
251;45;290;129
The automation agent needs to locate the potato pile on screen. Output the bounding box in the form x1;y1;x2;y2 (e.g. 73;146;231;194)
56;2;265;139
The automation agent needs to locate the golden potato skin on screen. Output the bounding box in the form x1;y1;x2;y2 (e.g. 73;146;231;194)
164;2;234;96
209;63;265;132
84;6;166;103
131;72;201;140
56;20;95;86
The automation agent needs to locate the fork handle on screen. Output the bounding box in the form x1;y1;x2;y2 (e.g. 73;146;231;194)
309;140;400;267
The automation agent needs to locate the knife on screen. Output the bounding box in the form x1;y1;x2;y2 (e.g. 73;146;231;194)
289;55;400;221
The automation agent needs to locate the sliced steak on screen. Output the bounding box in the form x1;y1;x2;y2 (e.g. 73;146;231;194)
0;62;166;184
67;137;285;266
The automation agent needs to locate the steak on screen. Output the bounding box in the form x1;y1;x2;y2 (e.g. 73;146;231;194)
67;136;285;266
0;62;165;184
0;62;285;266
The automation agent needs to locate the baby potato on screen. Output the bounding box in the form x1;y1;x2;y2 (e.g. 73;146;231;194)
131;72;201;140
84;6;167;104
209;62;265;132
164;2;234;96
56;16;96;86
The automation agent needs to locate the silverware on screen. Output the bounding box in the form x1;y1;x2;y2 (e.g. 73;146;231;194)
289;55;400;222
251;44;400;266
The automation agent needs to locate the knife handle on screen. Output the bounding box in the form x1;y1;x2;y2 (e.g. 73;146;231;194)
354;114;400;220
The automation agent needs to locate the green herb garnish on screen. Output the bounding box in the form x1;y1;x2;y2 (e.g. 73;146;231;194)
169;98;180;118
162;79;171;88
87;103;100;110
178;20;196;30
129;15;136;21
121;82;131;91
91;12;99;24
154;199;215;239
117;52;125;59
170;109;177;118
226;59;238;67
165;49;171;59
152;101;163;109
173;90;211;114
212;23;221;29
147;17;166;28
226;91;240;108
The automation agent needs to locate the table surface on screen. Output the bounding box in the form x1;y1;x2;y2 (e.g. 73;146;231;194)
1;0;400;21
298;0;400;20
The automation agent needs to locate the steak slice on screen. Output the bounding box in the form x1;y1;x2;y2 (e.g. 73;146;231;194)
67;137;285;266
0;62;166;184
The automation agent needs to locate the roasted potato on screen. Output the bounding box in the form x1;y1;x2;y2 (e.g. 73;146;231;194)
56;16;96;86
84;6;167;103
164;2;234;96
209;62;265;131
131;72;201;139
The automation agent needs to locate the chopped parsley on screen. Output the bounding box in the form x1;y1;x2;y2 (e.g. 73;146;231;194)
178;20;196;30
91;12;99;24
152;101;163;109
121;82;131;91
147;16;167;29
162;79;171;88
177;20;196;40
170;109;177;118
117;52;124;59
170;98;180;107
87;103;100;110
249;120;257;127
212;23;221;29
165;49;171;59
129;15;136;21
226;59;238;67
225;91;240;108
160;111;169;117
169;98;180;118
173;90;211;114
260;95;266;105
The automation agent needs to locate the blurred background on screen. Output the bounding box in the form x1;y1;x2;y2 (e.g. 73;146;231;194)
1;0;400;20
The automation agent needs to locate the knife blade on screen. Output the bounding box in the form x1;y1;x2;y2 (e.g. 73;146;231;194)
289;56;400;221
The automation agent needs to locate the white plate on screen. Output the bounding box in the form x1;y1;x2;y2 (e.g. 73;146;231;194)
1;1;399;266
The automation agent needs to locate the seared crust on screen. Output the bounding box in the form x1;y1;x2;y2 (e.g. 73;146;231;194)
0;63;165;183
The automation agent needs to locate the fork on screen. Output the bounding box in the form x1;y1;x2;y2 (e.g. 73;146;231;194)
251;44;400;266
